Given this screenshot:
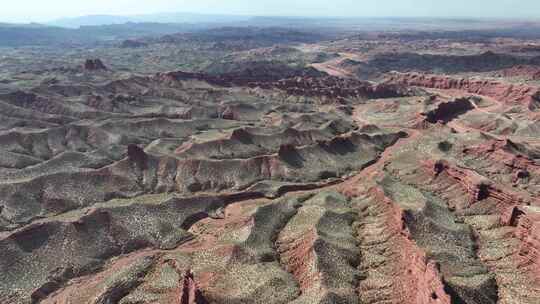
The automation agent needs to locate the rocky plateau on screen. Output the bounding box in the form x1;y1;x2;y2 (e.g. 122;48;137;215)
1;19;540;304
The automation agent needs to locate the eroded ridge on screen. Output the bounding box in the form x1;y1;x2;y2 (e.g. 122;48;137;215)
3;23;540;304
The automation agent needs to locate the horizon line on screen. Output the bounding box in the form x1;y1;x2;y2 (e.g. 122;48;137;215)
2;11;539;25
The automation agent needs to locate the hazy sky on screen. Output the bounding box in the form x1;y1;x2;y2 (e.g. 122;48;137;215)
1;0;538;23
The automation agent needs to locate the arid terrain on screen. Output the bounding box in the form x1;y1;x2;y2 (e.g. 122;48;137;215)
1;18;540;304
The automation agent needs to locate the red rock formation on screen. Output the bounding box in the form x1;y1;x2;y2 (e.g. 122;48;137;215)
155;70;407;101
424;160;491;208
514;207;540;280
464;139;540;183
356;186;451;304
386;72;540;107
278;229;319;291
424;159;538;212
495;65;540;80
166;262;209;304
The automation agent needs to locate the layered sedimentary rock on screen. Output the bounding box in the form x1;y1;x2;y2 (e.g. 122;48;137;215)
386;72;540;107
4;31;540;304
512;207;540;280
157;70;408;101
494;65;540;80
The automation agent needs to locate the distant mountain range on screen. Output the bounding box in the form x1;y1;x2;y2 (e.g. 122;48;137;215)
2;14;540;47
0;22;206;47
48;12;252;28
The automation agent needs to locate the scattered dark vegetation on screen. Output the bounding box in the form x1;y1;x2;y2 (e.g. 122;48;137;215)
438;141;453;152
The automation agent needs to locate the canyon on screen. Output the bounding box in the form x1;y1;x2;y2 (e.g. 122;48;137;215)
1;19;540;304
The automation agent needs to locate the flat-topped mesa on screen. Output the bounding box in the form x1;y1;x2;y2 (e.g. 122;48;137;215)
270;76;408;100
421;97;475;124
154;67;322;87
155;71;207;84
155;70;408;100
386;72;540;107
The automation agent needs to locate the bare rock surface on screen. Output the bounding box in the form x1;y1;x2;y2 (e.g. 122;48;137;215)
3;23;540;304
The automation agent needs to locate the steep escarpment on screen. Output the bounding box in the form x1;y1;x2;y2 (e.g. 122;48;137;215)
422;97;475;124
157;70;408;101
493;65;540;80
352;186;451;304
276;192;359;303
386;72;540;108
